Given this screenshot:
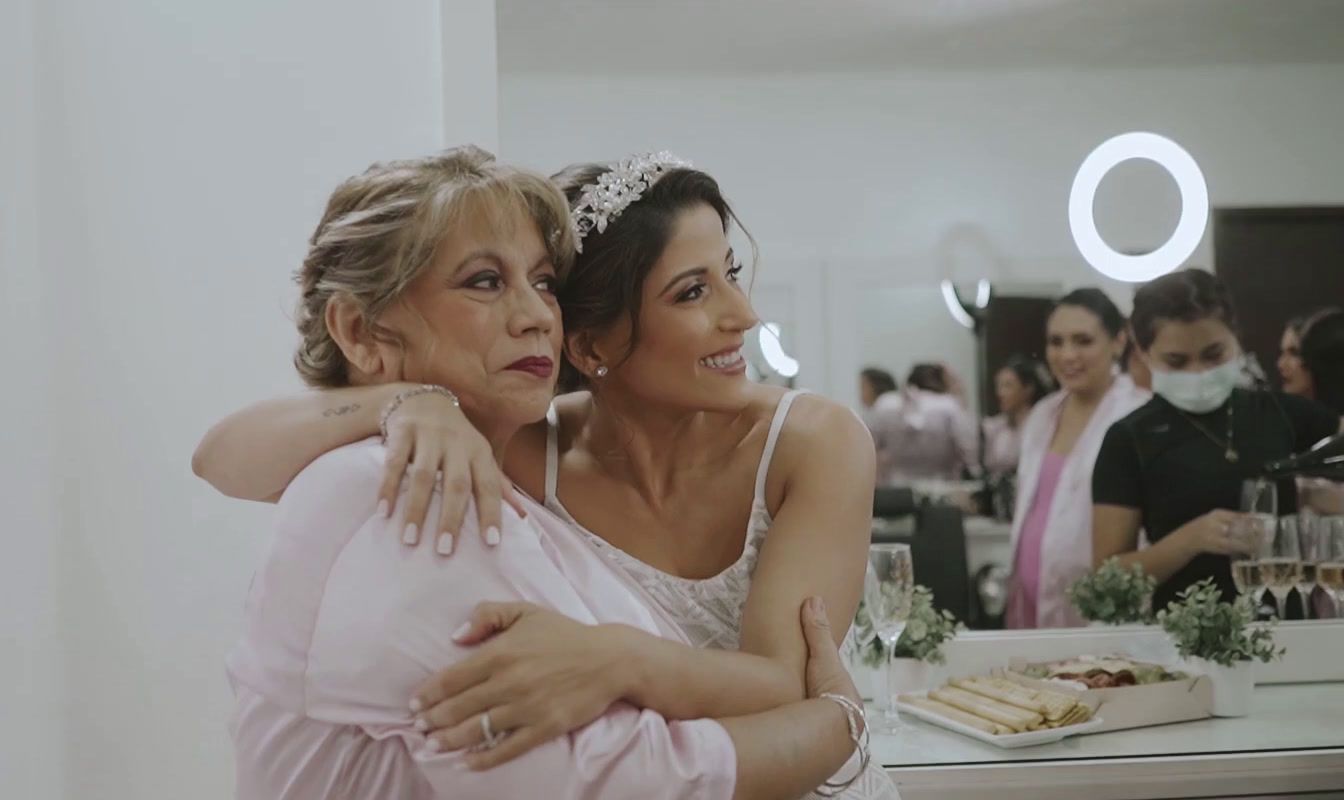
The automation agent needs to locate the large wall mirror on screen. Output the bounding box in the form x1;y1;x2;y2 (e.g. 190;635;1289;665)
497;1;1344;791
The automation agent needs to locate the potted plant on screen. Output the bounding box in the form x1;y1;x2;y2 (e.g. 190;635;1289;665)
851;585;962;698
1156;577;1285;717
1068;557;1156;625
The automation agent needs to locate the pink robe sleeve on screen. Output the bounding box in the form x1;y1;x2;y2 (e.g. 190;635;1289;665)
227;439;735;800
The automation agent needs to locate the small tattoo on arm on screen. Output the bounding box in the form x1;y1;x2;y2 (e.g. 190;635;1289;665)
322;403;361;418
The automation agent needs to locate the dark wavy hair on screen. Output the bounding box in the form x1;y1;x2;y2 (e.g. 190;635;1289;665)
907;363;948;393
1053;287;1126;339
551;162;755;392
998;355;1053;407
1301;307;1344;415
861;367;898;397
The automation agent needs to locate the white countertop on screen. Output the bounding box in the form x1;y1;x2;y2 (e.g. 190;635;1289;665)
876;682;1343;765
876;683;1344;799
872;515;1010;539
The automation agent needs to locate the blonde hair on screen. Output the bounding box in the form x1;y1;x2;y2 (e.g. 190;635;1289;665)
293;145;574;388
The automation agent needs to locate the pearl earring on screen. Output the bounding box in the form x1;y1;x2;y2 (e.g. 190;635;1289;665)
595;365;609;378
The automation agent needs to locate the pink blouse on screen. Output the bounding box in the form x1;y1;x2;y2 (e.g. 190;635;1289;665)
980;415;1023;478
1006;451;1066;629
868;389;978;484
226;438;736;799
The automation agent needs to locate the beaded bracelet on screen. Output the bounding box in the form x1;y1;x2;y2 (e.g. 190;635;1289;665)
814;692;872;797
379;384;459;442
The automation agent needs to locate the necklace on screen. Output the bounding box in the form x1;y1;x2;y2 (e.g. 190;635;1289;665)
1175;401;1239;463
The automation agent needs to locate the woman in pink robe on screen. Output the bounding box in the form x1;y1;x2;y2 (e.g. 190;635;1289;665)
220;147;867;799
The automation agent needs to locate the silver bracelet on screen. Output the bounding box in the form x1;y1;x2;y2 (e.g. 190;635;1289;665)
379;384;459;441
814;692;871;797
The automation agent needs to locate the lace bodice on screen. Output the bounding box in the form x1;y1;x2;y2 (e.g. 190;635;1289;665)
544;391;899;800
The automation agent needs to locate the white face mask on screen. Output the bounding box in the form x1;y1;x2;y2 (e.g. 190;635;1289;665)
1151;355;1245;414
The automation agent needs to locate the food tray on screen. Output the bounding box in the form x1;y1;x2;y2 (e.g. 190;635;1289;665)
894;693;1104;749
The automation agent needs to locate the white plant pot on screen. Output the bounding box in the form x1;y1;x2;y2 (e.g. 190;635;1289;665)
1189;657;1255;717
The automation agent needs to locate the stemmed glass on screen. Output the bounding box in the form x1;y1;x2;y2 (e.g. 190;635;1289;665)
864;544;915;734
1319;517;1344;616
1233;479;1278;612
1261;517;1304;620
1285;514;1324;619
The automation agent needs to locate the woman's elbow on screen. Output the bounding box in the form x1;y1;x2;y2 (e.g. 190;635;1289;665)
192;428;244;497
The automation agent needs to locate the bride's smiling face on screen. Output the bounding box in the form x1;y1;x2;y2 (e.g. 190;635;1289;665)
584;203;760;412
556;164;766;413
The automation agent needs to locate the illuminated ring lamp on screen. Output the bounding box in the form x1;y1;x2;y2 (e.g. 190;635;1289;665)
1068;132;1209;283
758;322;800;379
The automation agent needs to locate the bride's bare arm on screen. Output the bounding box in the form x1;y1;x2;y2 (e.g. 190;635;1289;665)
192;384;516;547
193;384;401;501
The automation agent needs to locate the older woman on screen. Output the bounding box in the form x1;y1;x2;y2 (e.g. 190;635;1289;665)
221;147;868;799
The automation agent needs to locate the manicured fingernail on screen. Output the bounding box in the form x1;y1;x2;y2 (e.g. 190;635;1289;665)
377;499;389;518
452;622;472;642
436;533;454;555
410;697;423;713
403;523;418;545
485;526;501;546
426;738;441;752
414;716;429;731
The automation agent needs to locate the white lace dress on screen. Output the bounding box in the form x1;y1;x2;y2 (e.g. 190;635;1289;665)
545;391;900;800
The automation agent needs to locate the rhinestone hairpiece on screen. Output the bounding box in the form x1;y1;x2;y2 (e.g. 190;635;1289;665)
569;151;692;253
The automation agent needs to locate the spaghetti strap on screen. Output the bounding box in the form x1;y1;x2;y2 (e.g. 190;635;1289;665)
753;390;807;504
544;402;560;506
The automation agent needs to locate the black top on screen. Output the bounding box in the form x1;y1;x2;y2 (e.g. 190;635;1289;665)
1093;389;1339;610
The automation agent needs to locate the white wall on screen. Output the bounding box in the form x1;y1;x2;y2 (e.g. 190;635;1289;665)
499;65;1344;404
1;0;64;797
16;1;449;797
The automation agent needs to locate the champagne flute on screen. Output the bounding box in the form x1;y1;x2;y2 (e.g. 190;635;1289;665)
1318;517;1344;616
1235;479;1278;612
1290;514;1323;618
1260;516;1303;619
864;544;915;733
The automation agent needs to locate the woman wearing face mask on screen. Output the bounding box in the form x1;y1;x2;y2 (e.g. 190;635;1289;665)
196;153;897;799
1093;270;1344;609
1005;290;1150;629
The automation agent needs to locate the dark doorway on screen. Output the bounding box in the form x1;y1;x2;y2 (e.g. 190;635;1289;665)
1214;208;1344;387
982;295;1056;415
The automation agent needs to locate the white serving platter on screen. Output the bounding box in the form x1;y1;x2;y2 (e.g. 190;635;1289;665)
894;693;1105;749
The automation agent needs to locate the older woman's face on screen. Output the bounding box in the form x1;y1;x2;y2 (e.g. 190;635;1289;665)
381;204;561;429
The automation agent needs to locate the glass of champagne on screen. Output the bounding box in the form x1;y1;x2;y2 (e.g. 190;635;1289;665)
1290;514;1323;619
1235;479;1278;612
1230;557;1265;605
1260;516;1303;619
864;544;915;733
1318;517;1344;616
